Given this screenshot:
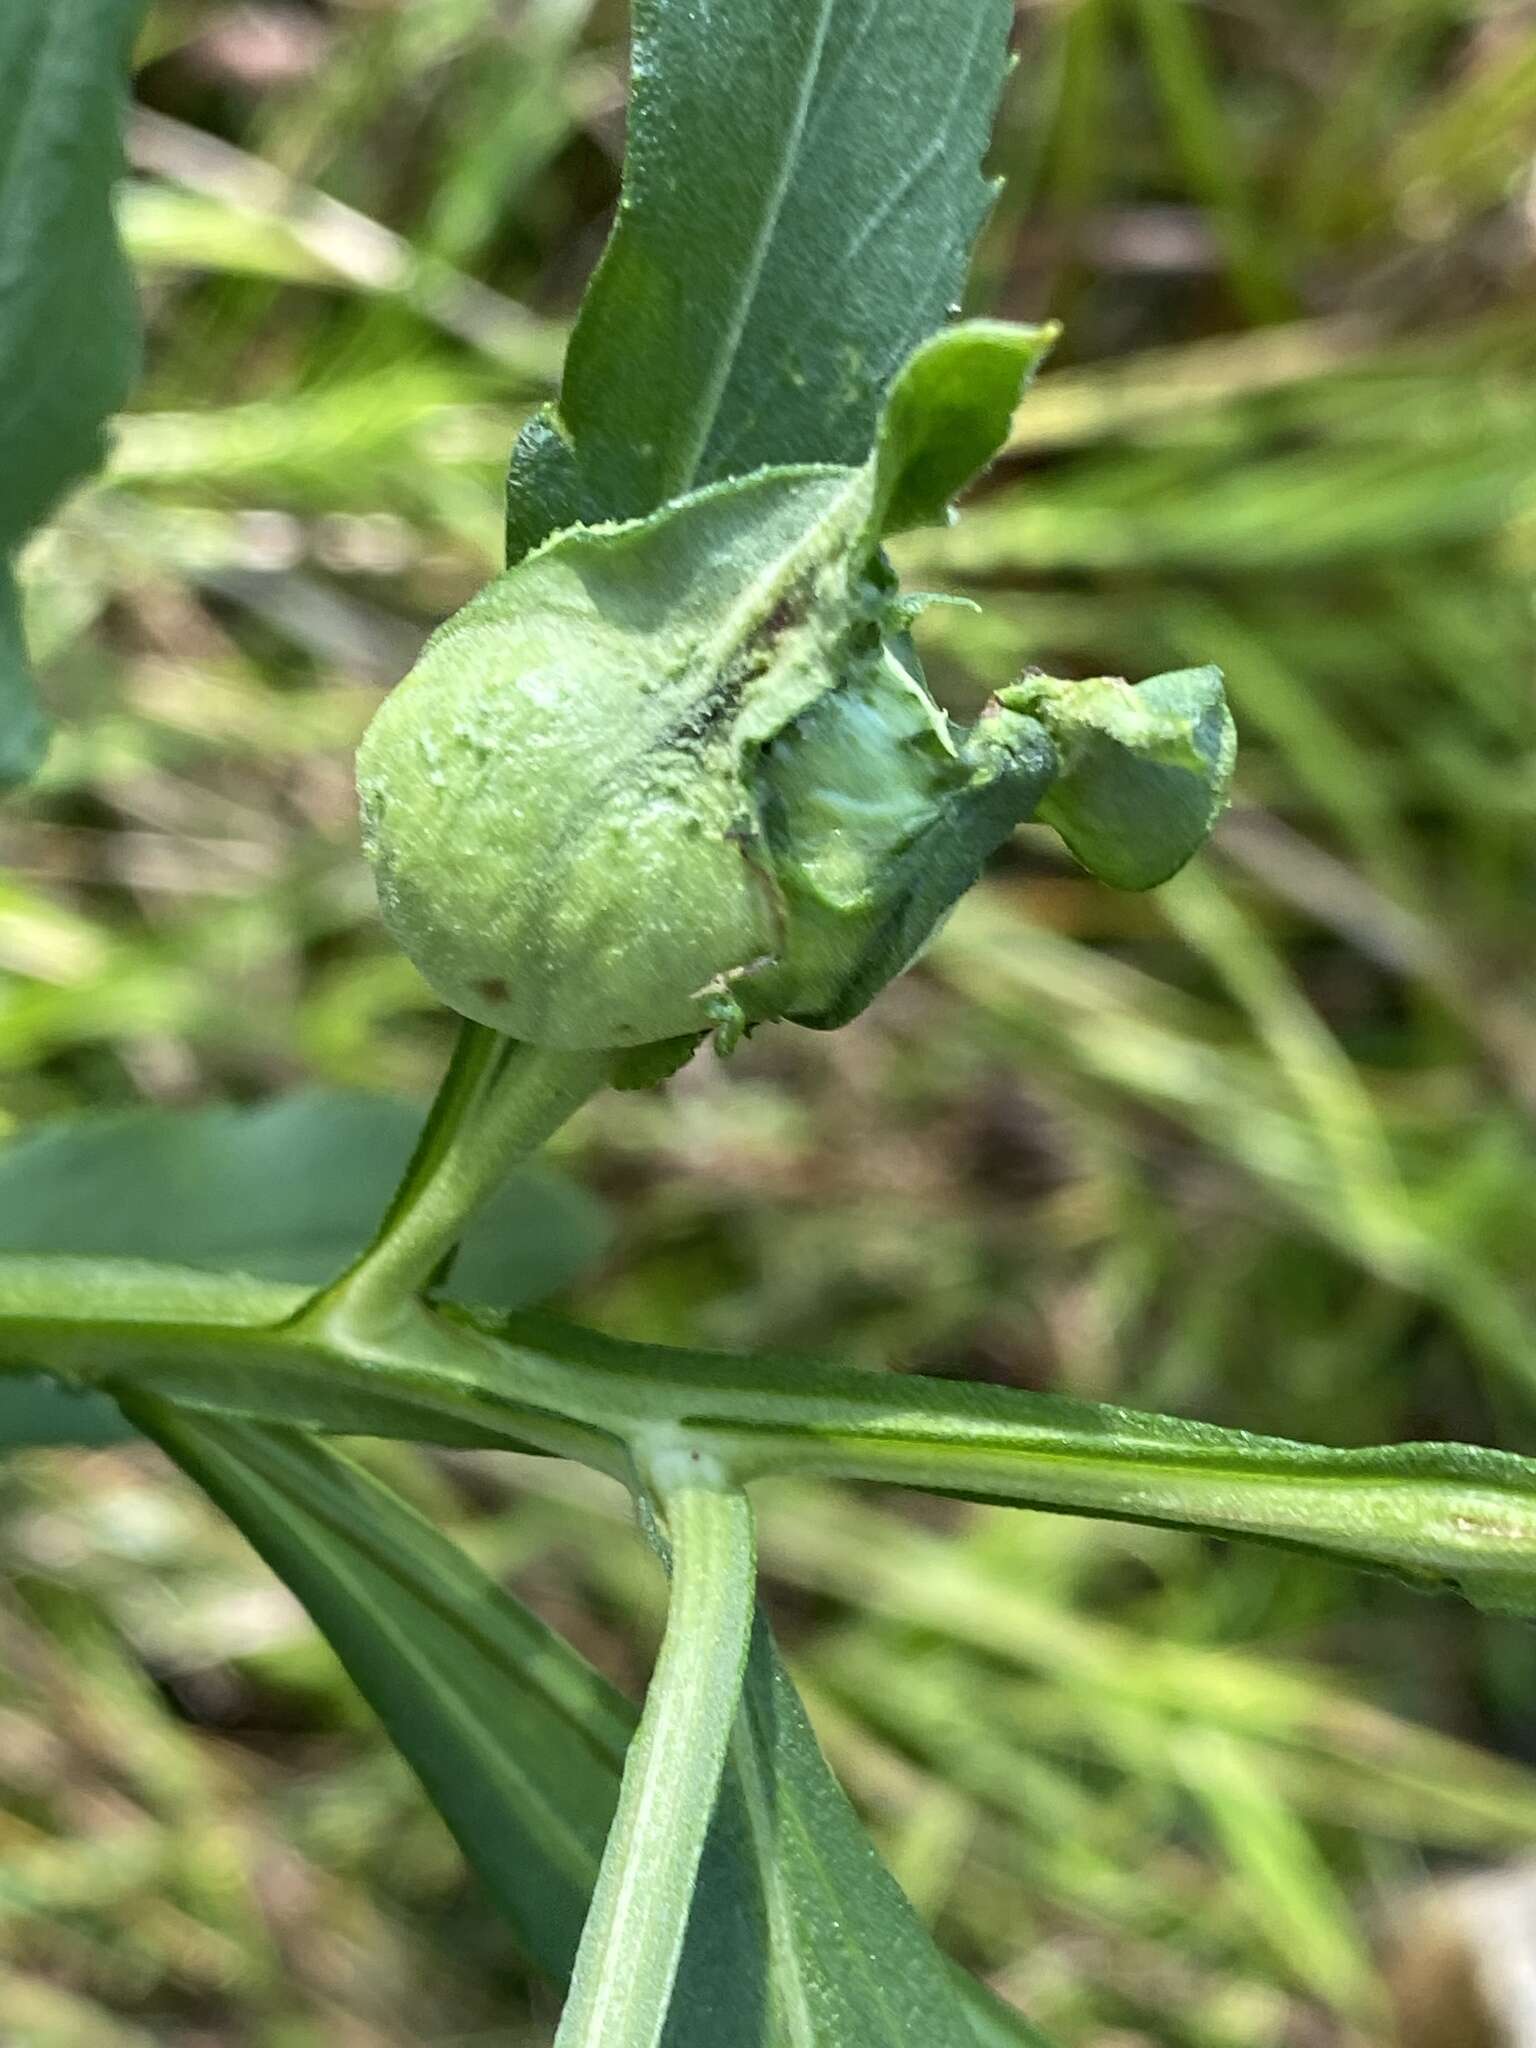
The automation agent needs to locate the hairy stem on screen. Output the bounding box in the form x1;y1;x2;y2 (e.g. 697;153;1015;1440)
556;1471;756;2048
317;1035;610;1337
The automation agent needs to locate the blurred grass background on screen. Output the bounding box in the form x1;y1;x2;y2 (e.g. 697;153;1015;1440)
2;0;1536;2041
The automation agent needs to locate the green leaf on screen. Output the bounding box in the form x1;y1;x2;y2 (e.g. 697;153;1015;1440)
0;1376;131;1449
949;1970;1056;2048
126;1405;626;1984
0;0;147;786
1011;664;1237;889
126;1405;1051;2045
0;572;47;788
506;0;1015;559
0;1090;609;1302
712;1613;1048;2047
873;322;1056;537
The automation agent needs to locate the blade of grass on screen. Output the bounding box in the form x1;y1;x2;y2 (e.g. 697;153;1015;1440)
1127;0;1295;323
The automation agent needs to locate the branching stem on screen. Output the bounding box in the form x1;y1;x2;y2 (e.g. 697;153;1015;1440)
0;1260;1534;1615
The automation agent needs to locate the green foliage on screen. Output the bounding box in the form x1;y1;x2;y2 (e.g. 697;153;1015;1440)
0;1090;608;1299
0;580;44;789
0;1376;133;1449
6;2;1536;2045
128;1407;1046;2047
723;1616;1053;2048
0;1090;608;1452
125;1408;625;1985
872;323;1056;538
0;0;145;786
504;0;1014;557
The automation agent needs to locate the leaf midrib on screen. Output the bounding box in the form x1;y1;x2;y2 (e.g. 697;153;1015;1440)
177;1427;608;1892
665;0;839;497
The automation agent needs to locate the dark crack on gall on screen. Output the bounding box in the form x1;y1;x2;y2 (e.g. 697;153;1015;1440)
662;580;816;751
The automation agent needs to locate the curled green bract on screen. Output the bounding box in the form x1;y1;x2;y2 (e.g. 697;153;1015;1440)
358;324;1235;1055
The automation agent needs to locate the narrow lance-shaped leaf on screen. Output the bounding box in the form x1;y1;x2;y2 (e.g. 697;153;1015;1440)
872;321;1055;536
720;1609;1052;2046
505;0;1016;559
127;1402;1055;2046
126;1402;625;1983
0;0;147;786
0;579;44;789
0;1376;133;1449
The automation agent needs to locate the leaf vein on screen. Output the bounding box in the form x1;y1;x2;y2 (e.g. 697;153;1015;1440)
676;0;840;490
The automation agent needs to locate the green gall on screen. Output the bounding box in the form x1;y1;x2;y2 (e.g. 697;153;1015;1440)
742;639;1060;1031
1008;665;1236;892
357;325;1235;1055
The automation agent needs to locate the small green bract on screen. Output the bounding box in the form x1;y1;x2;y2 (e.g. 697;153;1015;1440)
357;325;1235;1054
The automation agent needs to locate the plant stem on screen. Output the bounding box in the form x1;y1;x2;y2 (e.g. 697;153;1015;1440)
317;1032;610;1336
556;1470;756;2048
368;1020;508;1254
14;1249;1536;1613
